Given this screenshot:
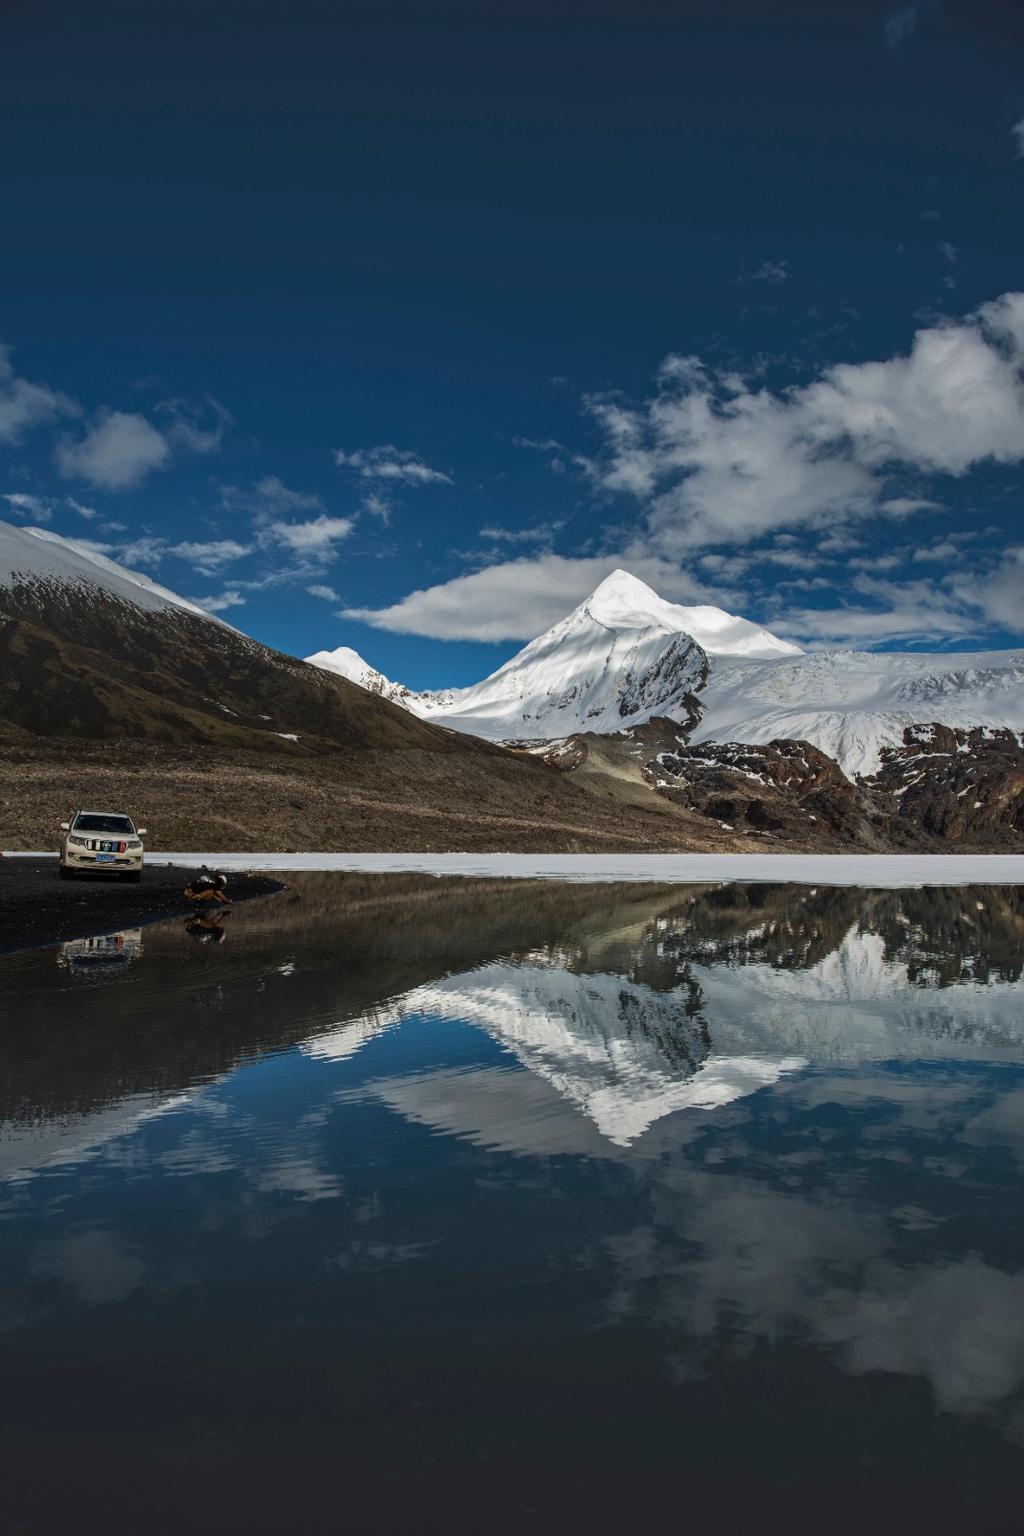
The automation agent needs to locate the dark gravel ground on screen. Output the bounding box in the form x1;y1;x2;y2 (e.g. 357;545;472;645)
0;857;283;956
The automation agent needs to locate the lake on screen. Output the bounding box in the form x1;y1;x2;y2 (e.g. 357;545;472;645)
2;873;1023;1532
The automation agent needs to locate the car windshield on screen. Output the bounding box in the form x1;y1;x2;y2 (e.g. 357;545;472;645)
72;814;135;834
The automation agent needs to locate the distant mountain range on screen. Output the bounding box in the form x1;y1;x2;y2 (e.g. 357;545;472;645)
2;522;1021;850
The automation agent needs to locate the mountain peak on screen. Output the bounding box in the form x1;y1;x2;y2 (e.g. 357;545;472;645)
580;566;802;659
589;568;659;602
584;568;685;632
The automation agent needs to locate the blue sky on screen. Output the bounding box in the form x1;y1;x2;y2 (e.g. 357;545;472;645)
2;0;1022;687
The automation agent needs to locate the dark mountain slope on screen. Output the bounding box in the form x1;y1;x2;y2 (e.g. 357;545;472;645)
0;524;742;852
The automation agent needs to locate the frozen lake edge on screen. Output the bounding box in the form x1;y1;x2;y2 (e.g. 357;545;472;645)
8;851;1024;887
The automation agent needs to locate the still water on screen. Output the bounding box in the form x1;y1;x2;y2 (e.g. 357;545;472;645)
2;874;1023;1531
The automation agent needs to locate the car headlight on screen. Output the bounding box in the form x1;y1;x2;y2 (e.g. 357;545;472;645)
127;840;142;850
67;836;88;848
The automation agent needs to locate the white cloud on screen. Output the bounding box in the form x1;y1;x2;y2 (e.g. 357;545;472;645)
57;410;170;491
1011;119;1024;158
219;477;349;561
189;588;246;614
66;496;98;520
950;546;1024;631
307;584;340;601
342;553;722;642
586;294;1024;555
334;444;452;485
267;514;353;555
171;539;252;575
781;573;984;648
878;497;941;516
884;5;918;49
1;491;53;522
117;535;169;567
363;492;392;524
0;343;76;443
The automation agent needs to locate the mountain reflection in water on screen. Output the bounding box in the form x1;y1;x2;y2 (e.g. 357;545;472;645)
1;874;1023;1530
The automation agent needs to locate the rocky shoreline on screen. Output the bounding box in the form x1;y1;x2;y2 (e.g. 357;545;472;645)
0;857;283;956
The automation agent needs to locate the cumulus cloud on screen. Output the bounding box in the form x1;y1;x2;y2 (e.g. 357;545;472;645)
218;477;350;561
266;514;353;556
334;444;452;485
307;583;340;601
584;294;1024;556
56;410;170;491
1;491;54;522
1011;119;1024;158
0;343;76;444
342;553;723;642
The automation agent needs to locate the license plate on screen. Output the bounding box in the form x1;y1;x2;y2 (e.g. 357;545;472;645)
96;853;115;863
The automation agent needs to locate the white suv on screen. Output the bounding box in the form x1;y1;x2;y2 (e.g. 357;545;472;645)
59;810;148;881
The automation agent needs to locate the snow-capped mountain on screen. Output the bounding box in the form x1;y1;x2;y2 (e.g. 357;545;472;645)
0;520;227;624
408;570;801;738
308;568;1024;780
307;569;800;740
303;643;414;707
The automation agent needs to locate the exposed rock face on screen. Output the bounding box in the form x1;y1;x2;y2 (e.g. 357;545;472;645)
865;724;1024;849
648;738;871;847
520;719;1024;850
616;634;707;725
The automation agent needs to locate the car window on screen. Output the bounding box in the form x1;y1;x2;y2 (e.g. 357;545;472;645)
72;814;135;834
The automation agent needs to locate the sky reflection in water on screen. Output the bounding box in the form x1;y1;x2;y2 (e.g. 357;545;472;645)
2;875;1023;1529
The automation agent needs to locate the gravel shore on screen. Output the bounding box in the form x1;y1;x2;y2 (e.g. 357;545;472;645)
0;857;283;956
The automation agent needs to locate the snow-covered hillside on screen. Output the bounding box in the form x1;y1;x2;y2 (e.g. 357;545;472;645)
0;519;224;624
308;567;1024;779
692;647;1024;778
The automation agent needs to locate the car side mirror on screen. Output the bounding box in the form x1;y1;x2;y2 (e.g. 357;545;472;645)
137;828;148;837
60;822;70;831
